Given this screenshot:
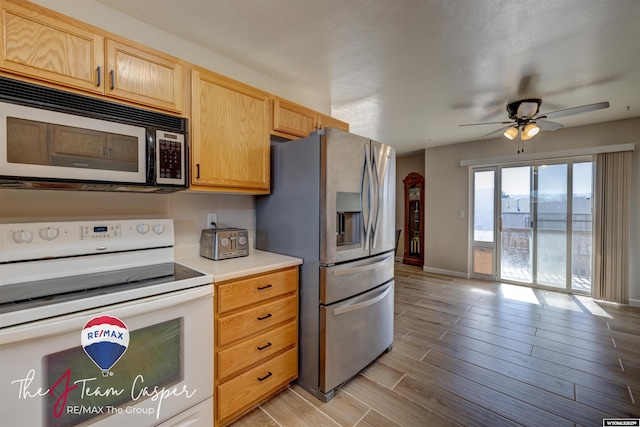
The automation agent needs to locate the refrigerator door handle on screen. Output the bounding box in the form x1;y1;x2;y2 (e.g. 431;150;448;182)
332;254;393;277
371;145;390;249
362;143;374;249
332;285;392;315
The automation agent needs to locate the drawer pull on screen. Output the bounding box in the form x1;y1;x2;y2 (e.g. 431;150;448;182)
257;342;273;351
257;284;273;290
257;313;272;321
258;371;273;382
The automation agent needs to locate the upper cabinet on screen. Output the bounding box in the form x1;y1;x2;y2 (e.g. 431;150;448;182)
0;0;184;113
316;113;349;132
190;66;270;194
104;38;183;113
0;0;104;94
271;97;317;138
270;95;348;140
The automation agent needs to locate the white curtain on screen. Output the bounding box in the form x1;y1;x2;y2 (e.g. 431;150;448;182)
592;151;632;303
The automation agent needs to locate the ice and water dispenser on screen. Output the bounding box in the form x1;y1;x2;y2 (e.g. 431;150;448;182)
336;192;362;246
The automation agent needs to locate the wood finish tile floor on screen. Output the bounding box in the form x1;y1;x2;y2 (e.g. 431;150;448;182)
230;264;640;426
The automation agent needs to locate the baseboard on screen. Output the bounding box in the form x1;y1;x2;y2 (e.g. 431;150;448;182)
629;298;640;308
422;266;470;279
395;256;403;262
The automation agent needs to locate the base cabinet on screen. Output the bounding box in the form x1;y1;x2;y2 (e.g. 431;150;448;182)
214;266;299;426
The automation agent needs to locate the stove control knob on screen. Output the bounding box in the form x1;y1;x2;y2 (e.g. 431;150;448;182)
220;237;230;247
153;224;165;235
136;224;150;234
238;236;247;245
12;229;34;243
39;227;60;241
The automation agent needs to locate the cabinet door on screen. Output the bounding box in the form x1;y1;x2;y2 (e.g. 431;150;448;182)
105;38;184;113
0;0;103;93
271;97;316;138
191;67;270;194
317;113;349;132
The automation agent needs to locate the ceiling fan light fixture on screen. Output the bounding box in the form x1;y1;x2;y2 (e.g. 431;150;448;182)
503;126;518;140
523;123;540;138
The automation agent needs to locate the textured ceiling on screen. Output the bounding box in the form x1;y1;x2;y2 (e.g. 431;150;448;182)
99;0;640;155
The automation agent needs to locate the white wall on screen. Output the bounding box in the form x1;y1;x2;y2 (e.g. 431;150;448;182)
0;189;255;247
424;117;640;304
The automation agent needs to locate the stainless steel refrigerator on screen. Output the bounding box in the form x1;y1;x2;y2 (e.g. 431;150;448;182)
256;127;396;402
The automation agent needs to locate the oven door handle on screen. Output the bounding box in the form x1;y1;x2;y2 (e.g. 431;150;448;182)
0;286;213;343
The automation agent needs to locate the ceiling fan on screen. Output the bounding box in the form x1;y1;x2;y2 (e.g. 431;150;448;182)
459;98;610;151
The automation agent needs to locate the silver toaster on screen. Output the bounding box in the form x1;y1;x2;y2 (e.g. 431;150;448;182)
200;227;249;260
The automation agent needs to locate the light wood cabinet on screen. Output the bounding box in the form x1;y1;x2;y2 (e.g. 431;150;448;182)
271;97;317;138
270;95;348;139
190;66;270;194
316;112;349;132
0;0;104;94
105;37;183;112
214;266;298;426
0;0;184;113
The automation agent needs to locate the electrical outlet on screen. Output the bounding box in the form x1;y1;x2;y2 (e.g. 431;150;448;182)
207;213;217;228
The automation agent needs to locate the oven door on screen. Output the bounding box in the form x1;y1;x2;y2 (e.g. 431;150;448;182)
0;285;213;427
0;101;147;184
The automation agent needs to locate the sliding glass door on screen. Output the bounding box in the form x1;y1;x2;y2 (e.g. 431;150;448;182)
473;159;593;293
500;166;533;283
536;164;568;288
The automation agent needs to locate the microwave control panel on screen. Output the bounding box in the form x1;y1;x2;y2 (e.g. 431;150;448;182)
155;130;185;185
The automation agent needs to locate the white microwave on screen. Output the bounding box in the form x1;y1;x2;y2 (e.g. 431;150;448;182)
0;77;188;193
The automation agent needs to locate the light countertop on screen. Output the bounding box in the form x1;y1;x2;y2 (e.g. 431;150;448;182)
175;245;302;283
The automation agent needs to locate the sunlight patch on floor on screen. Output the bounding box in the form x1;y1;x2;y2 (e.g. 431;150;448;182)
574;295;613;318
499;283;540;305
470;288;496;296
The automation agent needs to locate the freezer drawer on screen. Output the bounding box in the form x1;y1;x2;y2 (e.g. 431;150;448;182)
320;253;394;305
320;280;394;393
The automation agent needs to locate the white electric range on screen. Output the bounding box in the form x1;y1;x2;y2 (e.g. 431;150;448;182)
0;219;214;427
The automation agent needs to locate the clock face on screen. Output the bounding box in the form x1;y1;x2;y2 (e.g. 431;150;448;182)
409;186;420;200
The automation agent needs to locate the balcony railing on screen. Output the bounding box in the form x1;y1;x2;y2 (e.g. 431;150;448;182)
501;224;592;292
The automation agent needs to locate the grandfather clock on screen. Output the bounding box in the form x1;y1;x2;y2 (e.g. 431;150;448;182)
403;172;424;266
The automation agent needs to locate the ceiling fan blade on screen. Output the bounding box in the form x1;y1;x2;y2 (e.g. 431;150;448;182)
536;120;564;131
459;121;512;127
482;125;513;138
537;101;610;120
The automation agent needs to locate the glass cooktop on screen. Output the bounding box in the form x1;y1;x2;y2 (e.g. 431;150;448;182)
0;262;206;316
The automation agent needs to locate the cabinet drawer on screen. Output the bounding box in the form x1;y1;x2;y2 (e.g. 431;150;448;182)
217;321;297;381
217;294;297;347
217;348;297;422
217;267;297;314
